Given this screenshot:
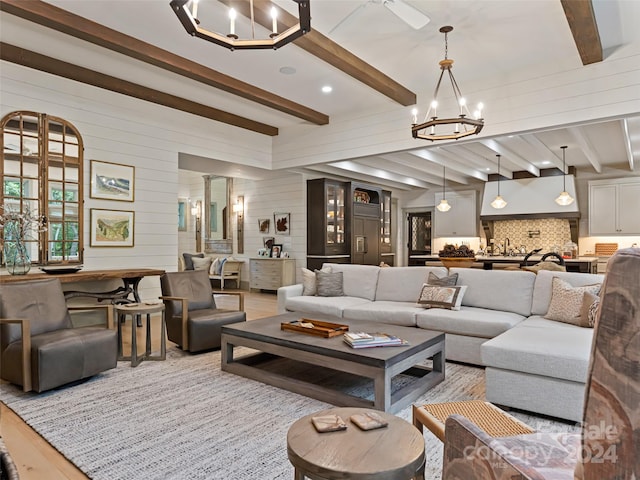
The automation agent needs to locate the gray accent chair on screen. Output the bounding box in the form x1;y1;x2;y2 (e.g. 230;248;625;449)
0;278;118;393
160;270;246;353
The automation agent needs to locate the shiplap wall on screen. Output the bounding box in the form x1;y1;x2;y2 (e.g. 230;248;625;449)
1;62;271;300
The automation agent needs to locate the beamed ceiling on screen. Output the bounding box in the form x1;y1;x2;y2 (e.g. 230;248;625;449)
1;0;639;190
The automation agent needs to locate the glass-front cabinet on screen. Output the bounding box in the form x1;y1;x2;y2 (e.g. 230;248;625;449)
326;182;345;246
380;190;392;252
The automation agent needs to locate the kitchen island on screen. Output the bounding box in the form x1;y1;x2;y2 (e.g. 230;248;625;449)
417;255;598;273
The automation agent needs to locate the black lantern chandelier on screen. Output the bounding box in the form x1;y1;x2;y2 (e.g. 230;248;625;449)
412;26;484;141
170;0;311;51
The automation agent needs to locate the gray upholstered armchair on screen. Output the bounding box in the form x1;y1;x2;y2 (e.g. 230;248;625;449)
160;270;246;352
441;247;640;480
0;278;118;393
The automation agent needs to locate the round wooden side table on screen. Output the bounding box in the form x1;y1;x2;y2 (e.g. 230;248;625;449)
116;303;166;367
287;407;425;480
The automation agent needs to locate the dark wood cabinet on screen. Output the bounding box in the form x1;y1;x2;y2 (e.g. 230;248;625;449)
307;179;392;269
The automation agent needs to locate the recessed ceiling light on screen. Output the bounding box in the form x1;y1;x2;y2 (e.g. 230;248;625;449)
486;167;491;171
321;85;333;94
542;161;551;165
279;66;296;75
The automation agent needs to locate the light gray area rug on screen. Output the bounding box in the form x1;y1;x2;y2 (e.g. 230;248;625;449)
0;347;578;480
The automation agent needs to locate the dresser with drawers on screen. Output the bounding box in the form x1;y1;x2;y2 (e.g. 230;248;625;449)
249;258;296;291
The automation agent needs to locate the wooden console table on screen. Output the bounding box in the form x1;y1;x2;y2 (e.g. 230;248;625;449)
0;268;165;303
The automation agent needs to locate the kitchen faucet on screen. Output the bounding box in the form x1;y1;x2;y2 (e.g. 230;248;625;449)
504;237;511;255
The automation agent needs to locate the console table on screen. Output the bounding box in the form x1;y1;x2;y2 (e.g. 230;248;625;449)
0;268;165;303
249;258;296;291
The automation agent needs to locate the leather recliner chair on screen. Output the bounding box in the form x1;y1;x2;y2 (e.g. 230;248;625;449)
0;278;118;393
160;270;246;352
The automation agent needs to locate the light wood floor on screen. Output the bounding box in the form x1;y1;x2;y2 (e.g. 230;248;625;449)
0;290;278;480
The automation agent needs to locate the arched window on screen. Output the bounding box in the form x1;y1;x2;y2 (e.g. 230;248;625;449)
1;111;83;265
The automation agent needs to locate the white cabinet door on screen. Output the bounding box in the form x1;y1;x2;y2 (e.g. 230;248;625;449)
589;183;617;235
434;191;476;237
618;182;640;233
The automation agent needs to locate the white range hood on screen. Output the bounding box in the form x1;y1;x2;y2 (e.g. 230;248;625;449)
480;175;579;219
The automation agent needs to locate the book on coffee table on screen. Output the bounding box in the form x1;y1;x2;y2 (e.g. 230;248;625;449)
343;332;409;349
311;414;348;433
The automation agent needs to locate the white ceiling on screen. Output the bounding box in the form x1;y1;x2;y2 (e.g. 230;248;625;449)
2;0;639;190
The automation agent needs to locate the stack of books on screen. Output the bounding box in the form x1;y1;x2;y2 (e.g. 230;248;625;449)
343;331;409;349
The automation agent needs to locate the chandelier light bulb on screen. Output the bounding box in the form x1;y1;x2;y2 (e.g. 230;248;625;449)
411;108;418;124
271;6;278;34
228;8;237;36
191;0;199;19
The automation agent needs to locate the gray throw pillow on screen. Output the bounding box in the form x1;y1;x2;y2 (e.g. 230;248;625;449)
427;271;458;286
315;270;344;297
183;252;204;270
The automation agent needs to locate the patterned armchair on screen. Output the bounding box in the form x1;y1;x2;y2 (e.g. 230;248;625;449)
442;247;639;480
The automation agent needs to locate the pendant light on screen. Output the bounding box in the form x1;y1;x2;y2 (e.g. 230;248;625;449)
490;154;507;209
436;166;451;212
555;146;575;206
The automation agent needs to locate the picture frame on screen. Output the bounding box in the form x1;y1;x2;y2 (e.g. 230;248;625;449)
263;237;275;249
90;160;135;202
270;244;283;258
90;208;135;247
258;218;270;234
274;212;290;235
178;198;187;231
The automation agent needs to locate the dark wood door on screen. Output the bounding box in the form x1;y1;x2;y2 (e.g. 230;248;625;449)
407;212;432;266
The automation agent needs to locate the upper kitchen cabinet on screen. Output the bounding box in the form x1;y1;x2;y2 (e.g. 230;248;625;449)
589;178;640;235
434;190;477;237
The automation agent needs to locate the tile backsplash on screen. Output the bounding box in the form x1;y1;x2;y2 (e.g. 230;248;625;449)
491;219;571;253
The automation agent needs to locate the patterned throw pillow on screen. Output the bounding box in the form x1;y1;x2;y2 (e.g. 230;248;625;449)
417;284;467;311
426;271;458;286
315;270;344;297
580;291;601;328
545;277;601;326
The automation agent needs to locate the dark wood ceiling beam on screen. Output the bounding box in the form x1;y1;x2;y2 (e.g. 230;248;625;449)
0;0;328;125
223;0;417;106
560;0;603;65
0;43;278;136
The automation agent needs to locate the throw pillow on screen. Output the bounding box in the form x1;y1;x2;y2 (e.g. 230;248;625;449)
417;284;467;311
182;252;204;270
209;258;220;275
544;277;601;326
580;291;601;328
426;271;458;287
301;266;331;296
215;257;227;275
192;256;212;271
316;270;344;297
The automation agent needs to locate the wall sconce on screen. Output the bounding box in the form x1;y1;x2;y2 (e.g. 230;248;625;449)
235;195;244;254
232;199;244;214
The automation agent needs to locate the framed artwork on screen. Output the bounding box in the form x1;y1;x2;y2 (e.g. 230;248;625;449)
270;244;283;258
90;209;134;247
90;160;135;202
258;218;270;233
263;237;275;249
178;198;187;231
274;212;290;235
210;202;217;232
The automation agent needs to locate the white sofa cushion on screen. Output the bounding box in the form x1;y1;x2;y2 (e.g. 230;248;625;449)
322;263;380;301
375;266;448;302
342;301;423;327
450;268;536;317
284;296;371;318
481;316;593;383
416;306;525;338
531;270;605;316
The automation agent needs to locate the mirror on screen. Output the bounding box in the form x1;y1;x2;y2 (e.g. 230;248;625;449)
204;175;232;253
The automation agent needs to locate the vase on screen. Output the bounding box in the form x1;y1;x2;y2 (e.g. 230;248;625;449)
4;240;31;275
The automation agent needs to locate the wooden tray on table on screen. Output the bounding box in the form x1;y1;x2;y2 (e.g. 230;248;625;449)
281;319;349;338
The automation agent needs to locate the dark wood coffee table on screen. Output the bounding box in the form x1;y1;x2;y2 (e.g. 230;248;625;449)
221;313;445;413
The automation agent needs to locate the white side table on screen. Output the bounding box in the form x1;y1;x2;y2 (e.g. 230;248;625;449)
116;303;166;367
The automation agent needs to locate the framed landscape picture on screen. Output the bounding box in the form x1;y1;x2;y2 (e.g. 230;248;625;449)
178;198;187;231
90;160;135;202
90;209;135;247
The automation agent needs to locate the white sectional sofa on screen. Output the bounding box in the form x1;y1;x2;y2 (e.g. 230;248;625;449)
277;263;604;421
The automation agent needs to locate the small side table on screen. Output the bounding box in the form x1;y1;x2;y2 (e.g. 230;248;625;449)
287;407;425;480
116;303;166;367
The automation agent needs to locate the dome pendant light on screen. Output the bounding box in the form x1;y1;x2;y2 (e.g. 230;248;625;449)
436;165;452;212
490;154;507;209
555;146;575;206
